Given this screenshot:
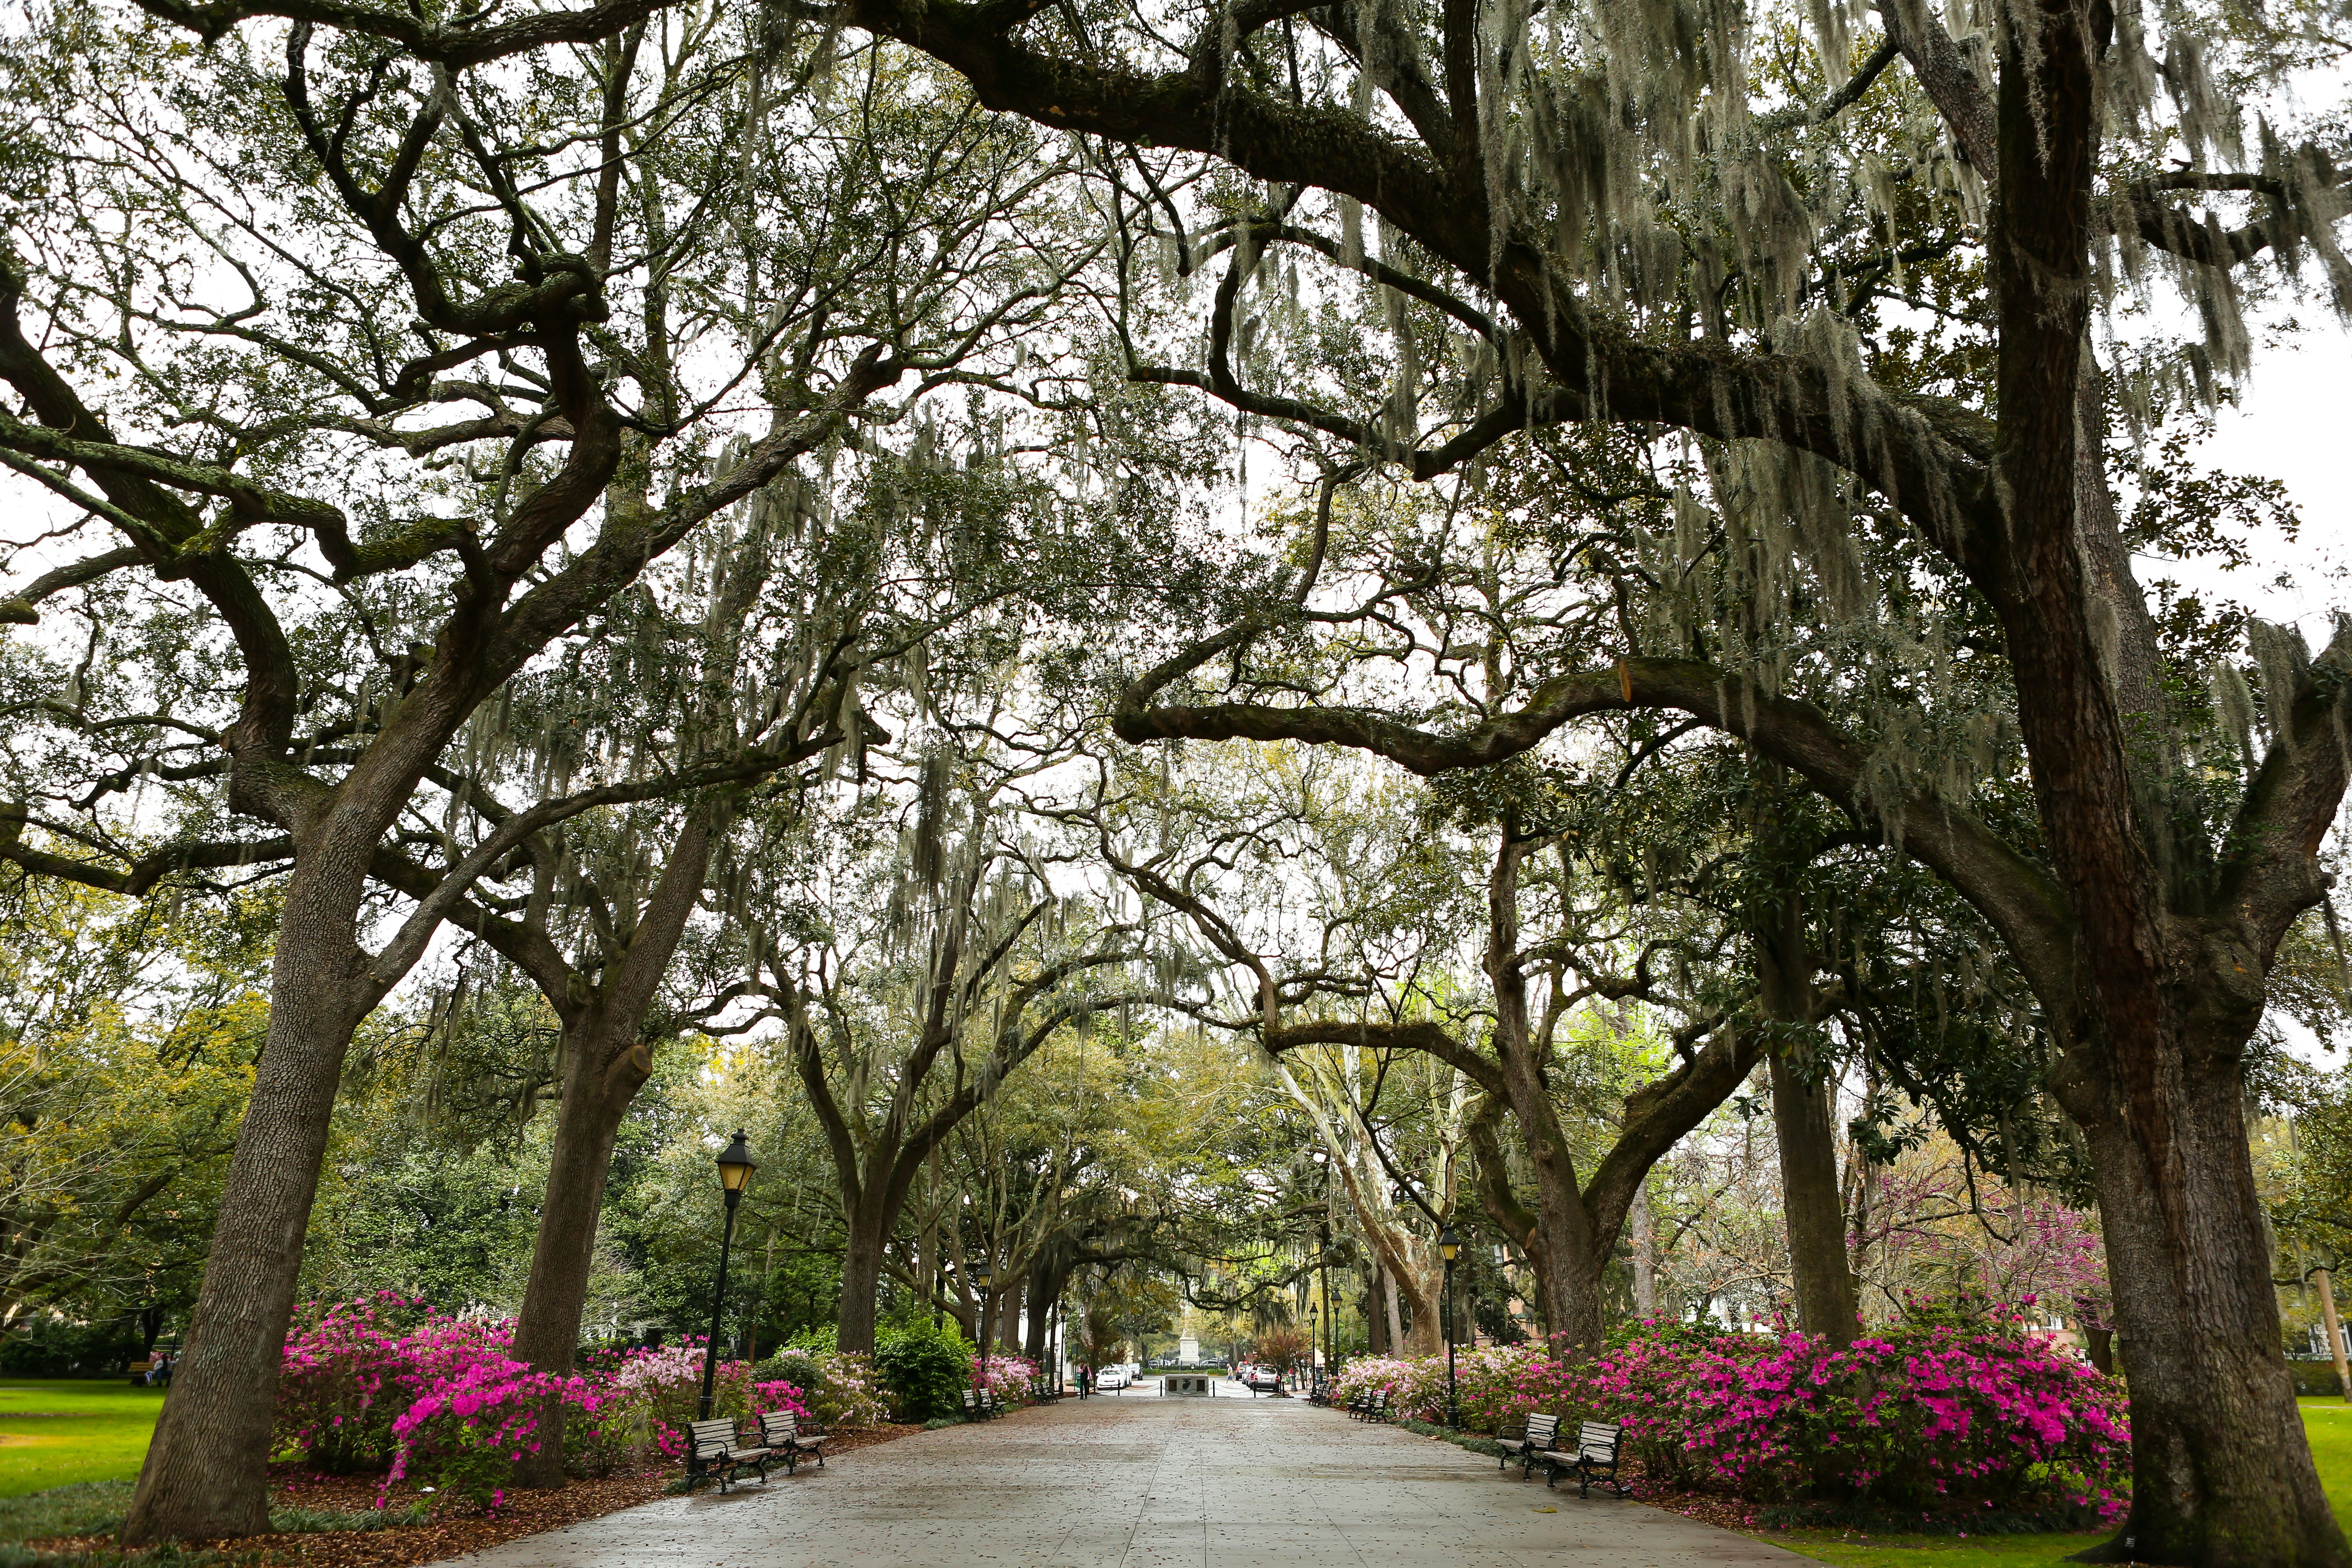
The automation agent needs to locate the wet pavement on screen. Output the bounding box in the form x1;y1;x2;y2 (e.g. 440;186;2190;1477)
439;1388;1809;1567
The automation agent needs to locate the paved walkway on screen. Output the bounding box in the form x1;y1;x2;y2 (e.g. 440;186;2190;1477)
444;1392;1809;1568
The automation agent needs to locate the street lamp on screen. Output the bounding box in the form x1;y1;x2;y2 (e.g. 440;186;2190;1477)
1317;1221;1335;1377
696;1130;757;1419
1438;1223;1462;1430
971;1256;994;1389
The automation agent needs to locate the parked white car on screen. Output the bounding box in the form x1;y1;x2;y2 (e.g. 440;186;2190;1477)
1095;1367;1130;1390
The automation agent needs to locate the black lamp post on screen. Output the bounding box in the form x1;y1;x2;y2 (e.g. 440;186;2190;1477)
1307;1306;1320;1395
696;1130;757;1420
1438;1223;1462;1430
1317;1220;1335;1376
970;1256;994;1396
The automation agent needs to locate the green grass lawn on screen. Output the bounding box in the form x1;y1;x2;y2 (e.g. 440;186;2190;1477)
1766;1400;2352;1566
0;1381;166;1499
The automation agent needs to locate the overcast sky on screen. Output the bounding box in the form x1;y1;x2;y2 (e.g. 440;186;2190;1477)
2172;314;2352;641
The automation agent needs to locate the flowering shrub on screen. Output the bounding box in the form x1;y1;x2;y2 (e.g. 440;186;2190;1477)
385;1359;601;1510
1330;1356;1443;1420
973;1353;1041;1406
277;1301;802;1510
1591;1320;2129;1514
1331;1320;2128;1518
757;1348;890;1427
276;1294;513;1472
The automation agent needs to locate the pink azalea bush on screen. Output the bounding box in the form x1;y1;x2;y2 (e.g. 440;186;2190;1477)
973;1353;1042;1405
1332;1319;2128;1518
1590;1319;2128;1514
275;1299;809;1512
276;1292;514;1471
383;1357;602;1508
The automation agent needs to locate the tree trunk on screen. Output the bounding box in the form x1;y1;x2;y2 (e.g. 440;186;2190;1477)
835;1200;889;1357
505;807;711;1487
1022;1260;1066;1363
998;1277;1024;1357
121;880;372;1544
1486;833;1601;1352
506;1009;646;1488
1629;1183;1658;1321
2318;1269;2351;1402
2074;1058;2345;1564
2085;1326;2116;1377
1757;870;1859;1348
1981;0;2349;1554
1770;1052;1858;1347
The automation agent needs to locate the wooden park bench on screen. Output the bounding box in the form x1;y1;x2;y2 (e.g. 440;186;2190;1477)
127;1361;152;1386
684;1417;770;1493
757;1410;826;1473
1348;1390;1390;1423
1537;1419;1630;1499
1495;1412;1561;1479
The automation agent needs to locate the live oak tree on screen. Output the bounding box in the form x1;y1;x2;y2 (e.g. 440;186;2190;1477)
788;0;2352;1545
739;757;1175;1356
1069;739;1775;1354
0;5;1081;1539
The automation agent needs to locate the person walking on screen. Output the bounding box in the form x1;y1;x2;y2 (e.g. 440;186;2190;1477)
1077;1364;1091;1399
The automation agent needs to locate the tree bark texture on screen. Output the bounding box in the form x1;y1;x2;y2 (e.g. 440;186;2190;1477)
1987;0;2346;1557
1768;1052;1859;1348
505;811;711;1487
2080;1080;2342;1563
121;862;374;1543
503;1014;648;1488
835;1204;891;1359
1759;892;1859;1347
1629;1183;1658;1321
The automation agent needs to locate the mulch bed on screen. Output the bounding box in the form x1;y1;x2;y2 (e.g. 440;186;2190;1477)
25;1424;926;1566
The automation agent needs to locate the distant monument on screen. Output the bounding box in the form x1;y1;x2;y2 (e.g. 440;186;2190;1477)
1177;1334;1200;1365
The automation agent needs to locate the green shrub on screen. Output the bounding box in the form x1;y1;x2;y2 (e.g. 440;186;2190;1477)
873;1322;974;1422
2290;1360;2349;1398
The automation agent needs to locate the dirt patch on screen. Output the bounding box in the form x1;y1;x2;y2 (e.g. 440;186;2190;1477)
24;1423;926;1566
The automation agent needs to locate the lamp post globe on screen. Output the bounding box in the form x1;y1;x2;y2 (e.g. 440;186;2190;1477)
1437;1224;1461;1430
697;1131;757;1420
